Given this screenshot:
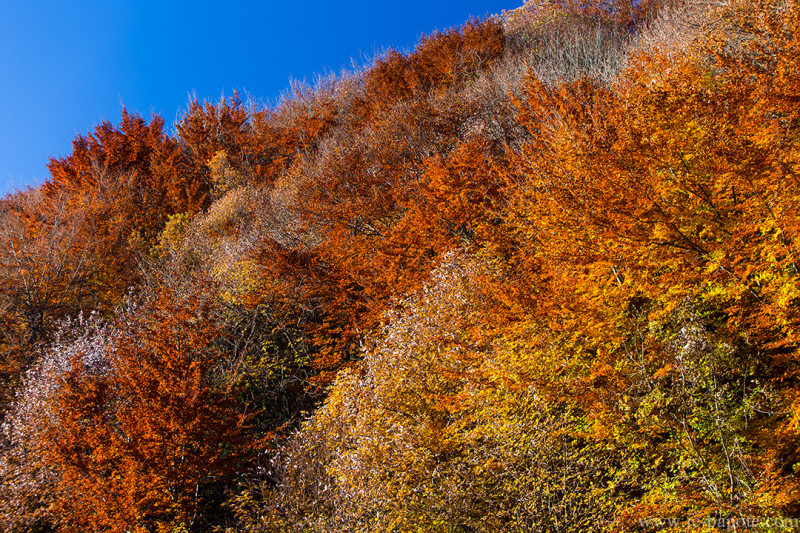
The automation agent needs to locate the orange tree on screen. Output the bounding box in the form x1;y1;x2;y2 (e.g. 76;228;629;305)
502;0;800;520
36;279;248;532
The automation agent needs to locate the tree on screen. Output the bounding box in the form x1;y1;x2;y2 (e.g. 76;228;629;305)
0;189;94;411
0;313;113;532
27;280;248;532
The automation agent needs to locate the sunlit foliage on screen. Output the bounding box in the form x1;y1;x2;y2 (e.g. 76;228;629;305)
3;0;800;530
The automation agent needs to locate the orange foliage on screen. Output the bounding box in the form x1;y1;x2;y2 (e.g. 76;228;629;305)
39;282;246;531
501;0;800;517
364;18;504;114
10;0;800;529
177;94;249;170
49;109;206;227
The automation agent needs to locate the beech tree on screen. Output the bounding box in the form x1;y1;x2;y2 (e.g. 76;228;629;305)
0;189;96;412
19;280;248;532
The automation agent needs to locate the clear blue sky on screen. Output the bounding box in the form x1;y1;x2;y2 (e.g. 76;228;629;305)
0;0;519;195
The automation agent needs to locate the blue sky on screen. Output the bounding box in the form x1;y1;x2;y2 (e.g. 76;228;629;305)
0;0;519;195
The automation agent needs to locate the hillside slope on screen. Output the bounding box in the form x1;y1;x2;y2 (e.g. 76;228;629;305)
2;0;800;530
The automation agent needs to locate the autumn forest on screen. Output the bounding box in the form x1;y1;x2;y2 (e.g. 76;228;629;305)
2;0;800;530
